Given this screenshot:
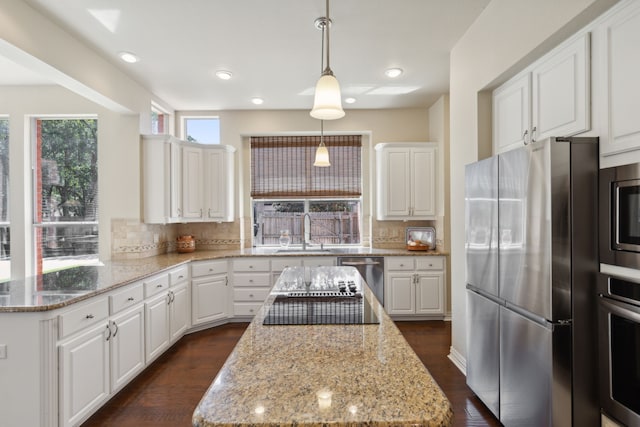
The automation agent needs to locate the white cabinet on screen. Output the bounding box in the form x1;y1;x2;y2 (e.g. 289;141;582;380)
182;143;236;222
109;304;145;392
141;134;182;224
232;258;271;318
385;256;445;318
493;33;590;153
191;260;229;325
593;0;640;158
375;143;437;220
493;74;531;153
144;268;190;363
142;135;235;223
59;321;110;427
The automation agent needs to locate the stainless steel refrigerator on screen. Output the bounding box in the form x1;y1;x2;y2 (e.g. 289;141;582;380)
465;137;599;427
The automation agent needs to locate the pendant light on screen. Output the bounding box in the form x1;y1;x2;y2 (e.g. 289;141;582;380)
313;120;331;167
310;0;345;120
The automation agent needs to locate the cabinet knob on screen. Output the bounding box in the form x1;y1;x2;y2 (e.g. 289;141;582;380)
85;314;94;319
249;309;254;313
127;297;135;301
400;264;404;267
157;284;164;288
209;268;214;272
249;293;254;298
429;263;433;267
249;279;254;283
249;265;254;269
178;275;184;279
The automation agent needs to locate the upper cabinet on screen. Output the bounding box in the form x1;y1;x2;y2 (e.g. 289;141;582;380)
375;142;437;221
142;135;183;224
493;33;590;154
142;135;235;224
592;0;640;159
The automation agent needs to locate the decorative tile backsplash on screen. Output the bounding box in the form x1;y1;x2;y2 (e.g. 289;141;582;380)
111;216;446;259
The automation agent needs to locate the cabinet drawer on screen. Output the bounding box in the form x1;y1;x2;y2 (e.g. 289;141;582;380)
59;297;109;339
416;257;444;271
234;302;262;317
234;288;270;302
302;257;335;267
169;265;189;285
192;260;227;277
144;273;170;298
109;283;144;314
271;257;302;272
233;272;271;287
233;258;270;272
386;257;415;271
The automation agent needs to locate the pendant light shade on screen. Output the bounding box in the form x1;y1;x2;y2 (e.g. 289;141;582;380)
310;0;344;120
310;74;344;120
314;120;331;167
313;142;331;167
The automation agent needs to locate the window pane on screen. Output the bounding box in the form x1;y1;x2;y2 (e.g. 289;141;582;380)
184;117;220;144
252;200;360;246
35;118;98;274
0;118;9;281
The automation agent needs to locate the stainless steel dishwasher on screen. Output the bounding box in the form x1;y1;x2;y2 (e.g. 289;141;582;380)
337;257;384;305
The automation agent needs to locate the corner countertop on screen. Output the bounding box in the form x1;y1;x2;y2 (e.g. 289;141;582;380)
0;247;447;313
192;266;453;427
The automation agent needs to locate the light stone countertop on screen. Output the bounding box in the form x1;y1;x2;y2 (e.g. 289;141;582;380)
0;247;447;313
192;266;453;427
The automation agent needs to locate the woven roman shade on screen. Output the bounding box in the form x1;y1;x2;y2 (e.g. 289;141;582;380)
251;135;361;198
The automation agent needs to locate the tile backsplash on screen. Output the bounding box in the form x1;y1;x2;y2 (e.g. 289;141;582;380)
112;216;446;259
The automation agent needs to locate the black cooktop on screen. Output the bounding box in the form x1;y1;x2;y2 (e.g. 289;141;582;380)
263;294;380;326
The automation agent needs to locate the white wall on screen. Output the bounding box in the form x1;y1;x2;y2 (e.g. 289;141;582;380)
448;0;619;363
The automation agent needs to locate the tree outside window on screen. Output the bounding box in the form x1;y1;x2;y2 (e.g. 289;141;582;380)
34;118;99;274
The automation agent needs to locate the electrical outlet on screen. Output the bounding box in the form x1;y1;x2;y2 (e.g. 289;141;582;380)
0;344;7;359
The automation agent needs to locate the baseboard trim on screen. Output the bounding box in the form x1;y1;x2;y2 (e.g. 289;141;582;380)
448;346;466;375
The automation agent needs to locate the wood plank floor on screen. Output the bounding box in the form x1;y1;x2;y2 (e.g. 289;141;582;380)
81;321;500;427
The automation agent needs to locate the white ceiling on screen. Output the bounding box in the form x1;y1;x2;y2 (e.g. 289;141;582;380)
13;0;490;111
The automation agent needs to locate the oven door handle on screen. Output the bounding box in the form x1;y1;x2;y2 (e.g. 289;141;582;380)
600;296;640;322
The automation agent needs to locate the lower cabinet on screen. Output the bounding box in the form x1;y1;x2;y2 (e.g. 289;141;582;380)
191;260;229;325
145;292;171;363
385;256;445;318
109;304;145;392
59;321;110;427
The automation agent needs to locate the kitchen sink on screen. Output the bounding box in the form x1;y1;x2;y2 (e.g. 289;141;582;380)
275;248;346;254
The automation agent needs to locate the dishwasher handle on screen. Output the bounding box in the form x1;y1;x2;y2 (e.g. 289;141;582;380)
340;261;380;266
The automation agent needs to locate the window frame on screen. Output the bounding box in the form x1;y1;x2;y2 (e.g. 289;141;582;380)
181;116;221;144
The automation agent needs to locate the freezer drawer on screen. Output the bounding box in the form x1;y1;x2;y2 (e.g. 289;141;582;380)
466;289;500;418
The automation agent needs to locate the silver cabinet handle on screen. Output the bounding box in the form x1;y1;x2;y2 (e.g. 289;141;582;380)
531;126;537;143
85;314;94;319
156;284;164;288
127;297;135;301
112;321;119;338
522;129;529;145
105;324;112;341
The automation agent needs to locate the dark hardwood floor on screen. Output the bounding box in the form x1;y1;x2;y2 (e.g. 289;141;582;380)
81;321;500;427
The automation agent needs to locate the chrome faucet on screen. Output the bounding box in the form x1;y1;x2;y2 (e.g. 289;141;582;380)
302;213;311;251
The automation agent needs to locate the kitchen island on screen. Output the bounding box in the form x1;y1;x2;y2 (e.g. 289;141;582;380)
192;266;452;427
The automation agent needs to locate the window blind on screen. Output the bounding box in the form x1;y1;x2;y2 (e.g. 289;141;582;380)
251;135;361;198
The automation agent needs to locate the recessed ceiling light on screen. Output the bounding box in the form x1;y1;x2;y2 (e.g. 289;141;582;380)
344;97;356;104
251;97;264;105
118;51;139;63
384;68;403;78
215;70;233;80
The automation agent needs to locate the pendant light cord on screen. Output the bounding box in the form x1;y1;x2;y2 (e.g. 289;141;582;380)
325;0;331;74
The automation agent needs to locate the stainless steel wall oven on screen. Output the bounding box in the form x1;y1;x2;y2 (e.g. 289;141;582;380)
600;163;640;269
598;273;640;427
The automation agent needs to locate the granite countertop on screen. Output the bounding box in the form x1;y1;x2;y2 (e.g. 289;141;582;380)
192;266;453;427
0;247;447;313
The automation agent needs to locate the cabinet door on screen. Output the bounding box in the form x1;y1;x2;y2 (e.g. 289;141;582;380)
493;74;531;154
145;293;170;363
532;33;590;141
386;273;416;315
192;275;229;325
203;148;225;220
411;147;437;217
415;273;444;314
380;148;411;218
596;1;640;156
170;283;190;342
110;305;145;392
182;145;203;220
169;140;182;220
59;323;110;427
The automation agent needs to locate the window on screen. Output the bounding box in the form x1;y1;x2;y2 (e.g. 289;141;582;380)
250;135;362;247
0;118;9;282
183;117;220;144
33;118;99;274
151;104;169;134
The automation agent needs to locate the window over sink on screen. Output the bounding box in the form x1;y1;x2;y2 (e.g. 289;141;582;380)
250;135;362;247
